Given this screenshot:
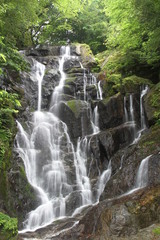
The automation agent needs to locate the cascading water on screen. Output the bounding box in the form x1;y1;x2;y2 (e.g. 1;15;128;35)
129;94;135;122
123;86;148;144
140;85;148;130
92;106;100;133
30;60;45;111
97;81;103;100
96;161;112;200
123;96;129;122
74;137;92;206
16;47;77;232
122;155;152;197
50;46;70;111
135;155;151;189
17;46;105;233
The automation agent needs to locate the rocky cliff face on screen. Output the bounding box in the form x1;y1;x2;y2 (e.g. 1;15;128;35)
1;44;159;239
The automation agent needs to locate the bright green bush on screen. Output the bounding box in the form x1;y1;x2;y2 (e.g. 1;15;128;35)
0;212;18;238
0;90;21;169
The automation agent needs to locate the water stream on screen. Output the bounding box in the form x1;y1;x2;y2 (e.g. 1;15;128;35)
16;46;104;233
124;86;149;144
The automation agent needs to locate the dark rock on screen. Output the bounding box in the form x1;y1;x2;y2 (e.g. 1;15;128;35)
88;123;135;181
26;45;61;57
63;59;81;72
98;93;124;130
58;100;93;142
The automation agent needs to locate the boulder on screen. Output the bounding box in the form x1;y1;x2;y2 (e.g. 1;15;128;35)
58;100;93;142
98;93;124;130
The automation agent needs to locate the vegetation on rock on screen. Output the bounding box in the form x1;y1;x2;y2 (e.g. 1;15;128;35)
0;212;18;239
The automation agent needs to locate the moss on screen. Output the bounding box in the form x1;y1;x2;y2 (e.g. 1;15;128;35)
138;125;160;155
148;83;160;124
65;77;76;85
79;43;93;56
103;74;122;97
67;100;83;118
153;227;160;235
122;75;152;93
68;67;83;74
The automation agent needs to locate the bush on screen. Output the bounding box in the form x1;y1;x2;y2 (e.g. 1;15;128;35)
0;212;18;239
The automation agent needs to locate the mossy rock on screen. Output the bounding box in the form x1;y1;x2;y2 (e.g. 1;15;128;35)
66;100;87;118
75;43;97;69
65;77;77;85
138;125;160;155
63;85;75;96
122;75;152;93
145;82;160;125
68;67;83;74
103;74;122;97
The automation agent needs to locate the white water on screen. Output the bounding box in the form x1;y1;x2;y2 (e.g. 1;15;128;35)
97;81;103;100
17;46;102;233
140;85;148;130
135;155;151;188
122;155;152;197
129;94;134;122
17;111;74;232
124;96;128;122
50;46;71;109
93;106;100;133
132;86;149;144
30;60;45;111
73;137;92;209
83;69;88;101
96;161;112;200
16;47;74;232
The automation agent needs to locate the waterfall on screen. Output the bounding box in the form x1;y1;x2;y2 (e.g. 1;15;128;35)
123;96;129;122
96;161;112;200
16;47;76;232
90;105;100;134
50;46;71;110
93;106;100;132
74;137;92;206
83;69;88;101
30;60;45;111
135;155;151;189
122;155;152;197
129;94;134;122
97;81;103;100
132;86;148;144
17;46;105;233
140;85;148;130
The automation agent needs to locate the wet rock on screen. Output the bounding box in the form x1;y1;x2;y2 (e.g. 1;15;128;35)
63;59;81;72
44;186;160;240
98;93;124;130
26;45;61;57
88;123;135;180
121;75;152;93
58;100;93;142
144;83;160;126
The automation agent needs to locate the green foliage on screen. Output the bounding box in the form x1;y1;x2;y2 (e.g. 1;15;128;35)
0;90;21;169
0;212;18;238
0;0;39;47
100;0;160;79
153;227;160;235
0;37;28;73
149;83;160;124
